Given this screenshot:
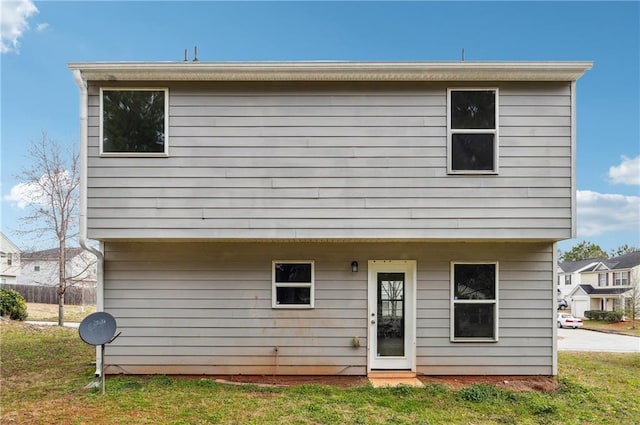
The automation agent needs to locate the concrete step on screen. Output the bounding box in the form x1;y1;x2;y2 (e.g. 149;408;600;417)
368;371;423;387
368;371;416;379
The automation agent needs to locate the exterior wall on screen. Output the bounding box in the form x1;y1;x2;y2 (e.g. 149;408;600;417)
581;273;599;286
87;81;573;241
18;252;97;287
0;234;20;284
103;241;555;376
557;271;581;299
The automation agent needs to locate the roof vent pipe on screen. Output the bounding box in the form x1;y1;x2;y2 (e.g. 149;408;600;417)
184;49;188;62
193;46;199;62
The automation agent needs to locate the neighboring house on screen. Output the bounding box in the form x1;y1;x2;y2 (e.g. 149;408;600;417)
0;232;21;284
70;60;591;377
557;258;601;301
18;248;97;288
568;251;640;318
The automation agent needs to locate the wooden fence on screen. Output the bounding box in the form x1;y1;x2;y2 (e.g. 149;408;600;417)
0;283;96;305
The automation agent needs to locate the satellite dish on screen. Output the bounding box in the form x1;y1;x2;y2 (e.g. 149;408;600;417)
79;311;117;346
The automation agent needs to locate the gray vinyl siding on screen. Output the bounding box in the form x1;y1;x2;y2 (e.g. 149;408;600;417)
86;81;573;241
103;241;554;376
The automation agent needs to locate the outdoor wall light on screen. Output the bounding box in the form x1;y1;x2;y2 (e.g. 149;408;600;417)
351;261;359;272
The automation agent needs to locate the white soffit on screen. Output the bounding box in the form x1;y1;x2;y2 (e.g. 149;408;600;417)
68;61;593;82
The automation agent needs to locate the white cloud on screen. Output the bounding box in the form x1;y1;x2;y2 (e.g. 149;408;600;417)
608;155;640;185
3;171;74;209
576;190;640;237
4;181;44;209
36;22;49;32
1;0;38;53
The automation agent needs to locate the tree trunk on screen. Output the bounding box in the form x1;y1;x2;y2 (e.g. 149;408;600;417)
58;242;66;326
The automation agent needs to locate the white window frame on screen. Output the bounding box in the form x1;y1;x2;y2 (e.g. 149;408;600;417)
99;87;169;157
613;272;628;286
450;261;499;343
598;272;607;287
272;260;315;309
564;274;572;286
447;88;499;175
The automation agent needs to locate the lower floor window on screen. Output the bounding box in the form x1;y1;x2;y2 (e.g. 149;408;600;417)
451;262;498;342
272;261;314;308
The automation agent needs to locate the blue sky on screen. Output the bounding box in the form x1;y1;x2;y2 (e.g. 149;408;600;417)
1;1;639;253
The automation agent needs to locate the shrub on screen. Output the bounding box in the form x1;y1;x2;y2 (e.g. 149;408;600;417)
584;310;600;320
605;311;623;322
0;288;28;320
584;310;623;322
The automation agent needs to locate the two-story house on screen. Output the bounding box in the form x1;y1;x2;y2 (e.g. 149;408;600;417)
70;61;591;378
18;247;97;288
568;251;639;318
556;258;601;303
0;232;21;285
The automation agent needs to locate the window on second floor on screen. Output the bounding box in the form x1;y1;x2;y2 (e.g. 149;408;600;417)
564;275;572;286
34;265;40;272
7;254;12;266
100;88;169;156
448;89;498;174
598;272;607;287
613;272;629;286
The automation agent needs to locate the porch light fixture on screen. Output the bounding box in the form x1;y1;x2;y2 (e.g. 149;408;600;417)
351;261;358;272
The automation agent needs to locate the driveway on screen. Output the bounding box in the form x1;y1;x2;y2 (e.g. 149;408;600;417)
557;328;640;352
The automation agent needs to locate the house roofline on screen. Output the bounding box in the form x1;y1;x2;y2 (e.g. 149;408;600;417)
68;61;593;82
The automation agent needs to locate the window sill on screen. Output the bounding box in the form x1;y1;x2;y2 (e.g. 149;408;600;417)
272;305;314;310
100;152;169;158
451;338;499;343
447;170;499;175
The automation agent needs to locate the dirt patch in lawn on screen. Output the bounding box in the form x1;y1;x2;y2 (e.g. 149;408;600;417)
419;375;558;392
153;374;557;392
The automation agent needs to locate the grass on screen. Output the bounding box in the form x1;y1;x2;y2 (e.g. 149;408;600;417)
25;303;96;323
582;319;640;337
2;321;639;425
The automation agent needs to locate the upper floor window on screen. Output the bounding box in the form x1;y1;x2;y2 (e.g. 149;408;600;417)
34;265;40;272
272;261;314;308
447;89;498;174
613;272;628;286
598;272;607;287
7;254;12;266
100;88;169;156
564;274;572;286
451;262;498;342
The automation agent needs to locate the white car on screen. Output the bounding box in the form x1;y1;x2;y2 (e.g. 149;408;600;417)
557;313;583;329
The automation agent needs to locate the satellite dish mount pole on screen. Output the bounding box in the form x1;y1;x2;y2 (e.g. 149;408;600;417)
101;343;106;394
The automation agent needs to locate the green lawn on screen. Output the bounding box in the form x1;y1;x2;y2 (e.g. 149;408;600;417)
1;321;639;425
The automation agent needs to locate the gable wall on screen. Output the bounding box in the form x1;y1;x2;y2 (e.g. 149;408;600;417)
86;81;573;241
103;241;554;375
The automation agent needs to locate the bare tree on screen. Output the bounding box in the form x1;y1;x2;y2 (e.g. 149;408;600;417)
15;134;80;325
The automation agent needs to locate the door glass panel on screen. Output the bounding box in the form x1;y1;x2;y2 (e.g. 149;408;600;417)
377;272;405;357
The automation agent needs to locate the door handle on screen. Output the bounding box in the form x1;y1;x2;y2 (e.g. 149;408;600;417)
371;320;376;324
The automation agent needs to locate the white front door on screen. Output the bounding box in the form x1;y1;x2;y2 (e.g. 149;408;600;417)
368;260;416;371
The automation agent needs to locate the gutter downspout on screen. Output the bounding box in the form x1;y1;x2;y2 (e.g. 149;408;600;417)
72;69;105;377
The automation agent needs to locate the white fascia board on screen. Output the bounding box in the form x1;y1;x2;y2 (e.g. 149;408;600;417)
68;61;593;82
574;262;601;273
